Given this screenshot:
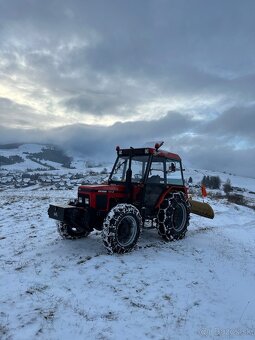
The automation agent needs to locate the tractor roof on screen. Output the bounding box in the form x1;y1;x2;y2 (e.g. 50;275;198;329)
117;147;181;161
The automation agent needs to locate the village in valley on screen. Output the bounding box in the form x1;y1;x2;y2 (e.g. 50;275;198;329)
0;170;107;191
0;144;108;191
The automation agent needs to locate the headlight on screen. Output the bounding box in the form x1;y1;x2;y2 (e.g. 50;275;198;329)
78;196;83;203
84;197;90;205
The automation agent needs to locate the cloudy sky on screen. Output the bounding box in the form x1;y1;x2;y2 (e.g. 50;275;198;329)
0;0;255;176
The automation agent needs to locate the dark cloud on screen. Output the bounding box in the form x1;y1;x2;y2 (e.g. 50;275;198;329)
1;0;255;105
0;97;55;128
182;145;255;179
0;110;195;150
203;105;255;141
0;97;36;127
63;89;140;117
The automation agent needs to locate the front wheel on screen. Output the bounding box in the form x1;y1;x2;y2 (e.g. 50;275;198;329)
57;222;90;239
157;192;190;241
102;204;142;254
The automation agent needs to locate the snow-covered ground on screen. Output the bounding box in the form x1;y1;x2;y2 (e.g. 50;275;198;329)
1;184;255;339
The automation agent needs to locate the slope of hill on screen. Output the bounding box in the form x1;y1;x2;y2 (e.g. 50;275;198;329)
0;144;72;171
185;167;255;193
0;143;111;174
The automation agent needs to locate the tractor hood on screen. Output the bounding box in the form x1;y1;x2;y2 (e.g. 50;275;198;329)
78;184;126;194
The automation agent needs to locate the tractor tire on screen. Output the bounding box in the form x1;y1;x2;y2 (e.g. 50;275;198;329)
102;204;142;254
157;192;190;241
57;221;90;240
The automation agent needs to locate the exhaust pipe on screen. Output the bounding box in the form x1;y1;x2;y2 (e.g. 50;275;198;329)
189;199;214;219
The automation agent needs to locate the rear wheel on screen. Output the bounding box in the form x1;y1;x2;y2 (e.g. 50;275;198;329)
57;222;90;239
157;192;190;241
102;204;142;254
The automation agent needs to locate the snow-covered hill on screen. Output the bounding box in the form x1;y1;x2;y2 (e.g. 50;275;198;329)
185;167;255;193
0;143;109;172
0;143;82;171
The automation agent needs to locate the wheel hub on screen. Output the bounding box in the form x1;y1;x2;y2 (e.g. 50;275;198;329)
173;203;186;232
117;215;137;247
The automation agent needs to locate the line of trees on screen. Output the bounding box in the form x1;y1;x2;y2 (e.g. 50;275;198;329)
201;175;221;189
0;155;24;166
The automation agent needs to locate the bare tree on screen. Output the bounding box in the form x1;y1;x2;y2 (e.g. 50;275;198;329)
223;178;233;196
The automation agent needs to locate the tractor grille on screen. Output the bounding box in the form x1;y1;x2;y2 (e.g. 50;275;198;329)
96;195;107;210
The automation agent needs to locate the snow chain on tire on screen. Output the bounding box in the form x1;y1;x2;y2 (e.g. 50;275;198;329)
102;204;142;254
57;222;90;240
157;192;190;241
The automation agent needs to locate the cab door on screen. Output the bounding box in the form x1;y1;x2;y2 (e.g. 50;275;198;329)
143;158;166;213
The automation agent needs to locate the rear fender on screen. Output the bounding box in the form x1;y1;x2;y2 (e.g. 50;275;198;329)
155;187;187;209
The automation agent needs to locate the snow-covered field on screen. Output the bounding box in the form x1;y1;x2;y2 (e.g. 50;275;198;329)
1;184;255;339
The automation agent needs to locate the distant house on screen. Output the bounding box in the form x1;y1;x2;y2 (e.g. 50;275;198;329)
39;176;52;184
1;177;13;184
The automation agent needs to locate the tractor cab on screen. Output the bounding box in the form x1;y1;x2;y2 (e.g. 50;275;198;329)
109;148;184;186
109;144;186;215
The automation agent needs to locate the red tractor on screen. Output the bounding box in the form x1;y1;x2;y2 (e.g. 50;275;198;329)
48;142;214;253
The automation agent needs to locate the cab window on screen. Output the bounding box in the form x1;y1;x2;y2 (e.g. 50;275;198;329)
131;156;149;182
147;160;165;184
111;157;128;182
166;160;183;185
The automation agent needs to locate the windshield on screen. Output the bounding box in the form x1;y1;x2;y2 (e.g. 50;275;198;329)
110;155;149;183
